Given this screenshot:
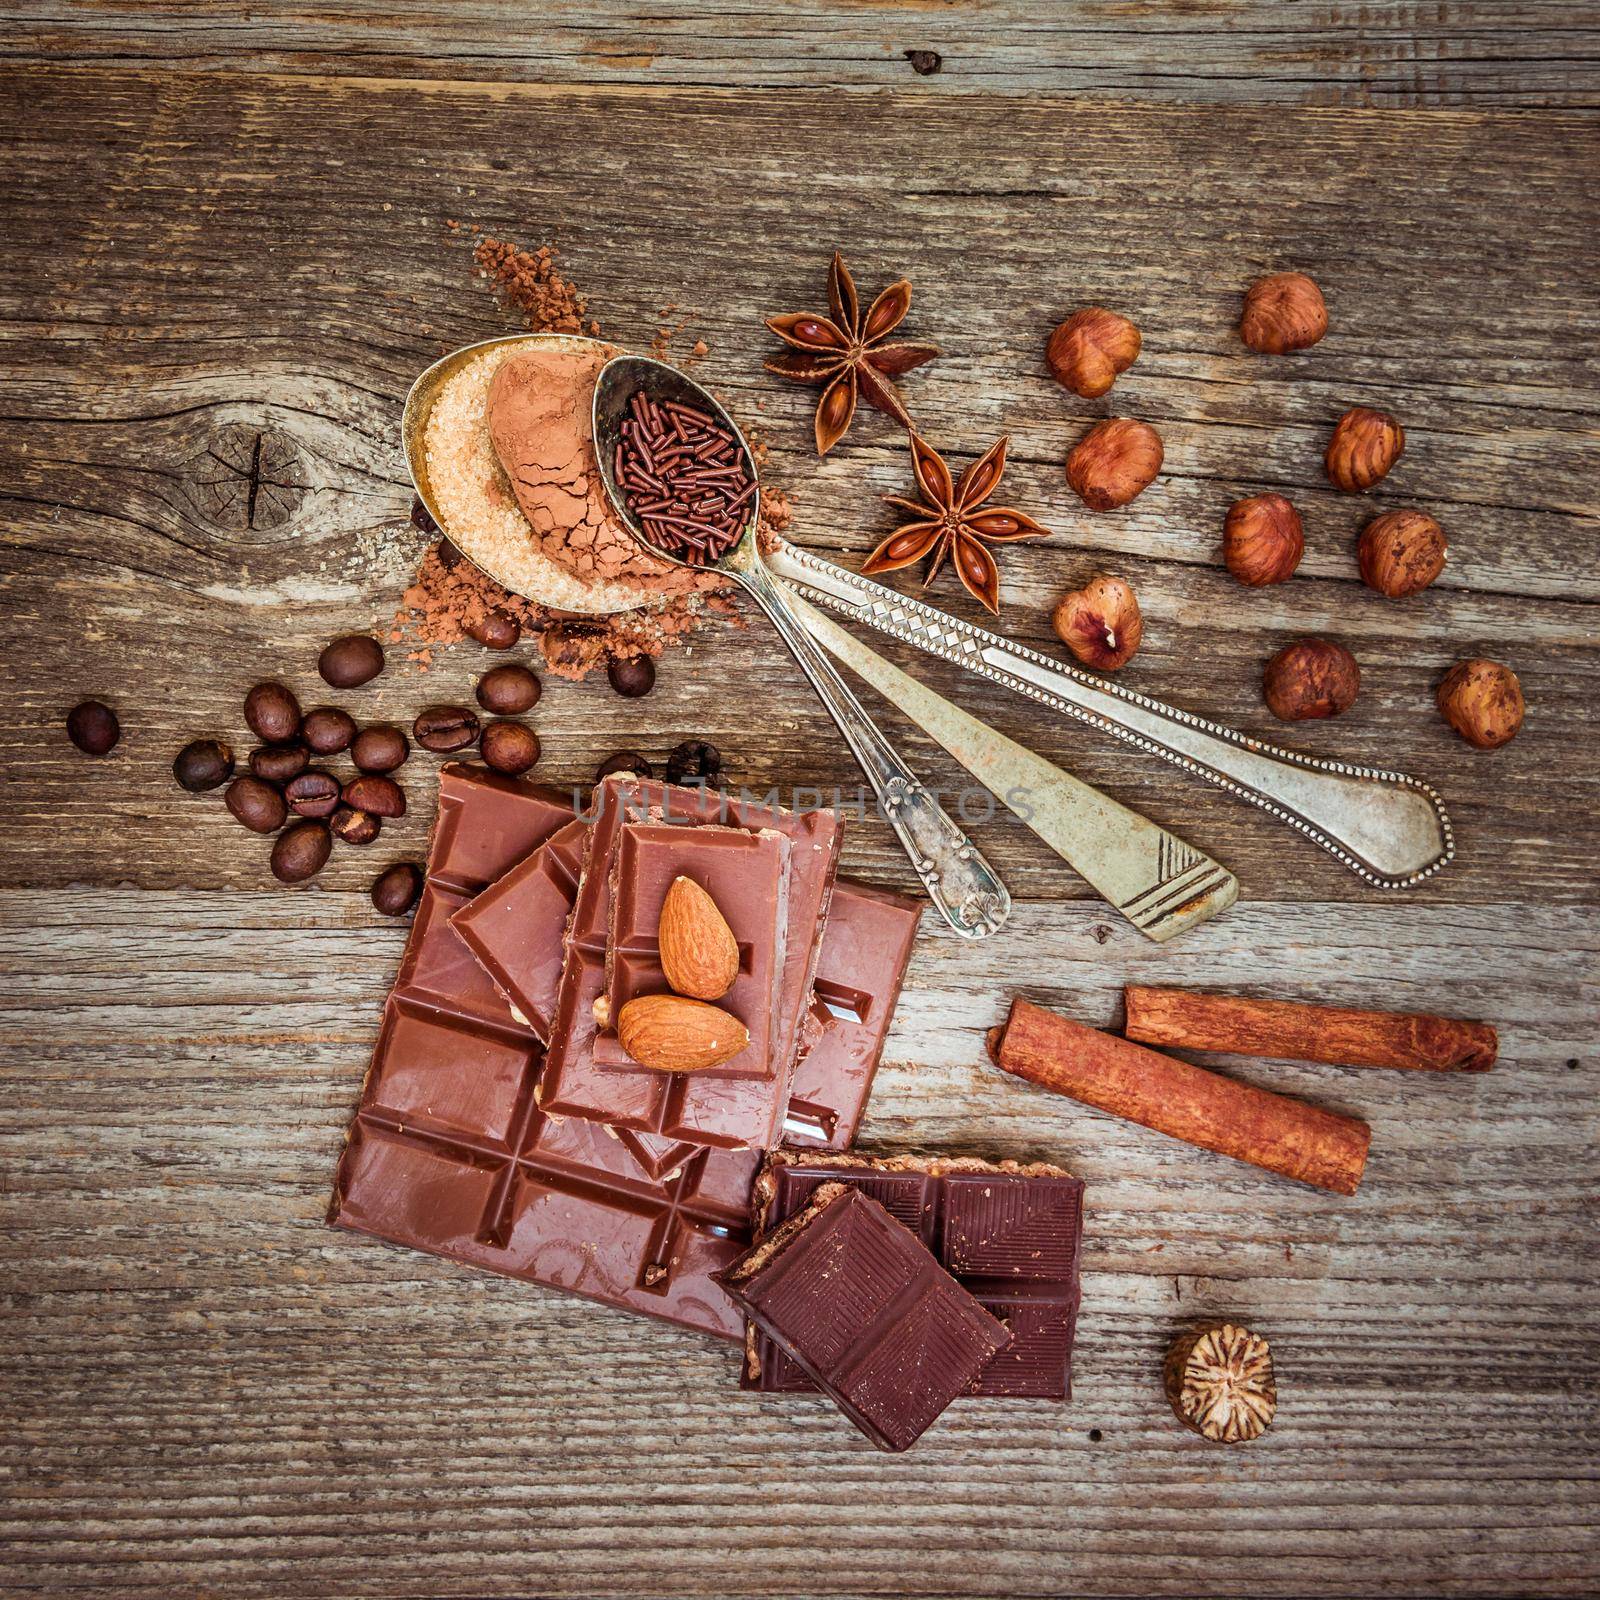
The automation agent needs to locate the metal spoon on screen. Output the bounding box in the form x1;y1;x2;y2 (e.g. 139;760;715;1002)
592;353;1009;939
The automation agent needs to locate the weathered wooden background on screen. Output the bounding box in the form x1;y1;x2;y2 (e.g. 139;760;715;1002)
2;12;1598;1599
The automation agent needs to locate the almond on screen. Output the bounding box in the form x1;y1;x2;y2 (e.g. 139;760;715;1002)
616;993;749;1073
658;876;739;1001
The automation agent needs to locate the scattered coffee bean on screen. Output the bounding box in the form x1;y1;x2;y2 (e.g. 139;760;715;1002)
475;663;542;715
318;633;385;689
410;496;439;536
343;774;406;818
331;806;381;846
302;706;357;755
465;609;521;650
244;682;302;744
66;700;120;756
271;820;332;883
607;654;656;698
249;743;310;784
351;723;409;774
480;720;541;776
225;776;287;834
596;750;654;783
371;861;423;917
173;738;235;793
665;739;723;786
285;769;342;819
413;705;480;753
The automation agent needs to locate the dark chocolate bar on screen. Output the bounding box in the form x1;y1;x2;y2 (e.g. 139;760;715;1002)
594;820;791;1079
716;1184;1011;1452
328;765;758;1340
744;1151;1085;1399
535;778;842;1149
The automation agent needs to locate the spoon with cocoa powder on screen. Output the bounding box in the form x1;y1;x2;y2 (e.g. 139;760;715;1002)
593;353;1009;939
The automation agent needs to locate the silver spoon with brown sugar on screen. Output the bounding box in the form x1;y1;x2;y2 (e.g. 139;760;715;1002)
592;353;1010;939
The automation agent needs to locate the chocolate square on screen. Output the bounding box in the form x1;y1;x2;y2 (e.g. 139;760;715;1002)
536;778;842;1150
716;1184;1011;1452
743;1152;1086;1400
595;821;790;1079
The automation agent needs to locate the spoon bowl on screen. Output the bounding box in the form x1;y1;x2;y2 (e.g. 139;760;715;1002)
402;332;651;615
591;353;764;575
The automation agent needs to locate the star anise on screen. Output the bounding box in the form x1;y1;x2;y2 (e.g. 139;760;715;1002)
863;432;1048;614
764;252;939;456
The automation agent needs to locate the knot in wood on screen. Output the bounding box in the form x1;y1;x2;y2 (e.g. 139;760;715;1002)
189;421;307;532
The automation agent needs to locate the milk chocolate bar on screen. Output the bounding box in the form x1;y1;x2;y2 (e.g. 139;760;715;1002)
328;765;758;1340
744;1151;1086;1398
716;1184;1011;1452
594;820;791;1079
536;778;842;1149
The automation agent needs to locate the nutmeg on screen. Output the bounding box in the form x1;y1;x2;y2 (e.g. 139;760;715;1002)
1436;658;1524;749
1046;307;1141;398
1065;418;1163;510
1240;272;1328;354
1325;407;1404;493
1358;508;1446;598
1223;494;1304;586
1262;637;1360;721
1053;573;1143;671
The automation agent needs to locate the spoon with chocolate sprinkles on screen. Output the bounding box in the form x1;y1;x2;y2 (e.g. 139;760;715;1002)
594;353;1009;939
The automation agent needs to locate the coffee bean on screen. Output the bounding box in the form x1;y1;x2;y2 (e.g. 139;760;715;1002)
607;655;656;698
413;705;480;753
66;700;120;756
225;776;287;834
318;633;385;688
343;774;406;818
271;820;332;883
244;682;302;744
665;739;723;786
465;609;520;650
173;738;235;792
285;769;342;819
410;496;440;536
331;806;381;846
350;724;409;773
371;861;423;917
475;663;542;715
480;720;541;776
249;744;310;784
595;750;653;783
302;707;357;755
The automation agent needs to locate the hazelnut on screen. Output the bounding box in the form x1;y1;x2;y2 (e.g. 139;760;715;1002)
1053;573;1143;671
1240;272;1328;354
1436;658;1524;749
1066;418;1163;510
1326;407;1404;493
1046;308;1141;398
1262;638;1360;721
1358;508;1446;598
1224;494;1304;586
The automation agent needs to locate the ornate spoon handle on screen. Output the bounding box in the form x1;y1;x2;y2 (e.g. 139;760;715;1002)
732;554;1010;939
769;540;1452;889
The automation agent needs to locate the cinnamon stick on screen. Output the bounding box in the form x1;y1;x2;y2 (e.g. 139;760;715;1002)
1124;986;1497;1073
988;998;1370;1195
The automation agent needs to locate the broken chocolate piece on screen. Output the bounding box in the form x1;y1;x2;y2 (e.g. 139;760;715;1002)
716;1184;1011;1452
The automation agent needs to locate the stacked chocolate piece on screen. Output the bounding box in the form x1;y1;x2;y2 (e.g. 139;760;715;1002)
329;765;1084;1449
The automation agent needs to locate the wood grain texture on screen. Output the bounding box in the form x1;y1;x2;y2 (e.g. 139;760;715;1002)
1;56;1598;1600
7;1;1600;107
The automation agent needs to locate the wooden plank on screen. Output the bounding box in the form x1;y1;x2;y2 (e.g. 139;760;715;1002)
1;890;1596;1597
1;68;1596;907
6;1;1600;108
